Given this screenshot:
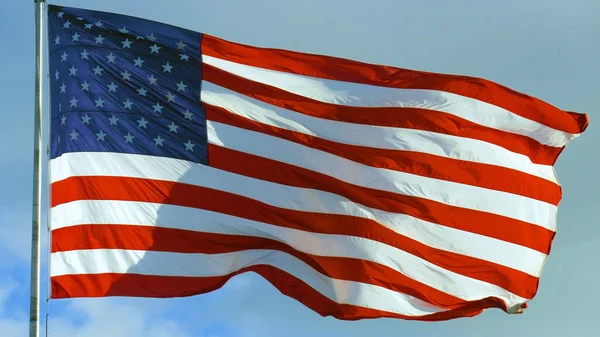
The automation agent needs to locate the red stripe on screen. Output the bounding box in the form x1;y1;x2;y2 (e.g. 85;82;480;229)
52;224;470;309
203;64;563;165
51;269;508;321
51;176;541;299
209;145;554;255
201;35;588;135
205;104;562;206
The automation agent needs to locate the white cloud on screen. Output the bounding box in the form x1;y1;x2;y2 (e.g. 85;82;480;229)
0;316;27;337
0;279;18;311
0;270;203;337
0;278;28;337
47;298;196;337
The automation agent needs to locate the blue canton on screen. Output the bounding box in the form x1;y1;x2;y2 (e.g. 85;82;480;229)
47;5;208;164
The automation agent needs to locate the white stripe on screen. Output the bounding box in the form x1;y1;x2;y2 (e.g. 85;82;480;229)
52;199;546;278
202;55;575;148
50;152;547;273
201;81;557;183
49;152;551;265
206;121;556;229
50;209;529;307
53;197;544;304
50;249;445;317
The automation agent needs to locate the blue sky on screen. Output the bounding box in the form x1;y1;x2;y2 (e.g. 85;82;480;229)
1;0;598;336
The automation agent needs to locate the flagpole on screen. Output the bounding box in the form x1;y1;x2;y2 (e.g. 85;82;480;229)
30;1;46;337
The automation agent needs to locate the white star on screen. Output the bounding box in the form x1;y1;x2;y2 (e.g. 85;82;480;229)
122;99;134;110
166;91;176;102
179;53;190;61
80;80;90;91
69;129;79;141
149;44;161;54
176;81;187;92
137;117;149;128
84;23;93;30
147;74;158;85
136;35;145;40
124;132;135;144
54;35;60;45
184;140;195;151
69;96;79;107
137;87;147;96
107;52;116;63
108;115;119;125
61;115;67;125
95;20;104;28
162;62;173;73
94;97;105;108
118;26;129;33
94;34;105;44
121;38;132;49
182;109;193;120
107;82;118;93
63;20;71;29
57;12;64;18
133;57;144;67
68;65;78;76
96;130;107;141
167;122;179;133
55;70;59;80
71;32;80;42
121;70;132;81
81;114;91;124
59;82;66;93
152;102;164;113
147;33;157;41
176;40;186;50
80;49;90;59
60;51;68;62
92;65;104;76
154;135;165;146
76;17;84;21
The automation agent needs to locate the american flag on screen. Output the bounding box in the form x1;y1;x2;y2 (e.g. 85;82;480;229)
47;4;588;321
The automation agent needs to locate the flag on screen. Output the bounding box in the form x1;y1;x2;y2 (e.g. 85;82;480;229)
46;4;588;321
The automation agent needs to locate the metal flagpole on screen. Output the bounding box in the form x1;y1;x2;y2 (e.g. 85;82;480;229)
30;1;46;337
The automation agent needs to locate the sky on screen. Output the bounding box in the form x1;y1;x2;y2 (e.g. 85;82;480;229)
0;0;598;336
